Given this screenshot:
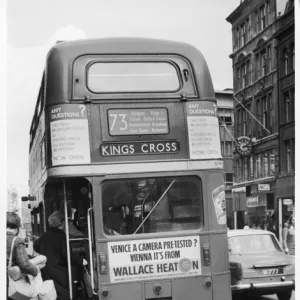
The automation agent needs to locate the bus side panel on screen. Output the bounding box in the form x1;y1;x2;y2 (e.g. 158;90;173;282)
212;273;232;300
172;277;212;300
101;282;143;300
210;233;230;274
206;171;226;231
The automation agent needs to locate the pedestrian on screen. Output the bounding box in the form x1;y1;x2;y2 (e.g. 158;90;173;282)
34;211;88;300
282;215;295;255
251;217;260;229
6;212;40;300
267;214;278;239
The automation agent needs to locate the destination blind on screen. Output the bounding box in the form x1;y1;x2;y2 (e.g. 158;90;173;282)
108;108;169;135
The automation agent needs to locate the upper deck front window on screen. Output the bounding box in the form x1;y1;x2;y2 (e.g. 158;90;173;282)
87;62;180;93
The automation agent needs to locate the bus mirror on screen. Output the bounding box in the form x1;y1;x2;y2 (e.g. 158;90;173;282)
21;196;29;202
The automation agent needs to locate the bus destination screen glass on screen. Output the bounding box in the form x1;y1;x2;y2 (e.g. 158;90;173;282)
88;62;180;93
108;108;169;135
101;176;202;235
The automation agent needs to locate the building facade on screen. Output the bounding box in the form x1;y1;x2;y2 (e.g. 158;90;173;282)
273;1;295;230
215;89;235;228
226;0;293;238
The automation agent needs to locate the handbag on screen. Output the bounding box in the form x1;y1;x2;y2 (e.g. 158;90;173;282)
8;237;43;300
8;255;47;281
38;280;57;300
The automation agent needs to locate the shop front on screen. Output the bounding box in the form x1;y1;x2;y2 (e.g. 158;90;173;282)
276;175;295;245
232;182;278;235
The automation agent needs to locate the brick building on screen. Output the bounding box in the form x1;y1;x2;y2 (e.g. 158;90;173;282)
273;0;295;229
226;0;294;238
215;89;235;228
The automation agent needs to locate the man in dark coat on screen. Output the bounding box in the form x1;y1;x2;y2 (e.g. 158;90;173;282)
34;211;87;300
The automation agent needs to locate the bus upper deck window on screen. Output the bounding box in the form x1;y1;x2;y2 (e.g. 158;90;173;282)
87;62;180;93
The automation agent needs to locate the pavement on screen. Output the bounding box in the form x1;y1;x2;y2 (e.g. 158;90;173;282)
260;291;296;300
244;291;295;299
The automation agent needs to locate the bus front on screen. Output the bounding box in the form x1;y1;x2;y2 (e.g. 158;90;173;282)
43;38;231;300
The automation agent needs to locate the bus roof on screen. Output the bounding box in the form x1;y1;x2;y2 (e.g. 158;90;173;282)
45;37;215;104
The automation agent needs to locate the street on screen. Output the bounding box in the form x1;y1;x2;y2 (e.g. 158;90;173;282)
251;292;295;300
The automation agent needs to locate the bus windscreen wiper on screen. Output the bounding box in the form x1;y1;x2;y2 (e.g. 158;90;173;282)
134;179;176;234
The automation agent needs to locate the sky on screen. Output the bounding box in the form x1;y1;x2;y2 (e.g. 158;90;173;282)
5;0;292;197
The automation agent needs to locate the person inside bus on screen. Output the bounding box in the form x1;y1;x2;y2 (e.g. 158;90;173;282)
59;199;85;238
34;211;88;300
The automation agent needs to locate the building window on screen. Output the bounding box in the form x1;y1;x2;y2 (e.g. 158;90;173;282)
263;152;269;177
261;51;267;77
249;156;254;179
236;27;239;49
221;141;233;158
255;154;261;178
256;98;261;138
242;109;247;135
267;93;272;133
236;67;240;90
267;1;271;25
219;116;233;126
247;103;252;136
242;64;247;89
239;26;243;48
238;159;242;182
284;92;290;122
285;140;292;173
267;45;271;73
227;141;233;158
241;23;246;46
260;153;264;178
236;109;241;136
255;53;260;80
284;48;289;75
292;44;295;71
241;63;246;88
270;149;275;175
224;173;233;187
246;18;251;41
260;5;266;30
255;11;259;33
246;60;251;86
262;96;269;135
291;88;295;121
244;157;248;181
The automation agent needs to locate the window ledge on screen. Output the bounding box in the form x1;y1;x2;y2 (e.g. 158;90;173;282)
233;176;276;186
278;173;295;178
279;71;295;80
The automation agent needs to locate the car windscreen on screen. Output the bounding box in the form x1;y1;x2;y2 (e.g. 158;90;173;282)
101;176;203;235
228;234;282;253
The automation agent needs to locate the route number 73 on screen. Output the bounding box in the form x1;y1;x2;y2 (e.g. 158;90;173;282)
110;114;128;131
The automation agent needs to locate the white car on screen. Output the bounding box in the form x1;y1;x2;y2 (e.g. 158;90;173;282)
228;229;295;300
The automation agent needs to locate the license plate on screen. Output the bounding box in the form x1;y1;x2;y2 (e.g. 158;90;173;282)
259;268;284;276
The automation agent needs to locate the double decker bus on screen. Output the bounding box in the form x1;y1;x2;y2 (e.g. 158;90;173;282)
25;38;231;300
